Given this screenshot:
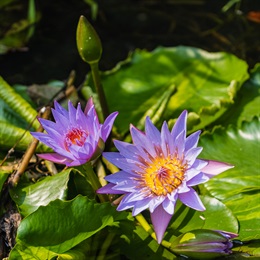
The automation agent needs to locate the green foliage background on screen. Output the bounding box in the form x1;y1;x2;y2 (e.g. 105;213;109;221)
0;0;259;259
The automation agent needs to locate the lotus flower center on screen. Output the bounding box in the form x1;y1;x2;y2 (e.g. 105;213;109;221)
144;156;186;196
65;127;88;150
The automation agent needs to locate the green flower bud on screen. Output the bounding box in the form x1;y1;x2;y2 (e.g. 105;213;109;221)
76;15;102;64
170;229;238;259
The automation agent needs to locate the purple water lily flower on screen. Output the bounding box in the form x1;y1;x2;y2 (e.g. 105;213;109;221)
31;98;118;166
97;110;233;243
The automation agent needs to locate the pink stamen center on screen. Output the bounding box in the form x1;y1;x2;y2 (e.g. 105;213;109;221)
65;128;88;150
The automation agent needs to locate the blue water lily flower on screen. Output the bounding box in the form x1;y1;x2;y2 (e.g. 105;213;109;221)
97;110;233;243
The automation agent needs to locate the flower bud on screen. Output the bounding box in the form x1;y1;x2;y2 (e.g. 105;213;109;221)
76;15;102;64
170;229;238;259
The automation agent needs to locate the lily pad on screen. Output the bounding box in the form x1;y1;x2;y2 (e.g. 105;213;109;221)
92;46;248;133
168;195;238;238
9;195;127;259
10;169;72;217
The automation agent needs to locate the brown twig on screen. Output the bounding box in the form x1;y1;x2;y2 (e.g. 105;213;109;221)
8;106;51;188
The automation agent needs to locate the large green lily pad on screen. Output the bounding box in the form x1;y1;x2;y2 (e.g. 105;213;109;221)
92;46;248;133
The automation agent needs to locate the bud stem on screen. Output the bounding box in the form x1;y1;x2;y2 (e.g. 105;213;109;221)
81;163;108;203
90;62;109;120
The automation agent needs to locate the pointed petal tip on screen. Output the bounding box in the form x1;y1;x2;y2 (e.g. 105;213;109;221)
84;97;95;114
96;183;123;194
150;204;172;245
201;160;234;176
53;100;60;108
182;109;188;115
101;111;119;141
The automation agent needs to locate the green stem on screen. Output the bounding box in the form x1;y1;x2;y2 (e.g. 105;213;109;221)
96;232;116;260
81;163;108;203
90;62;109;120
135;214;172;249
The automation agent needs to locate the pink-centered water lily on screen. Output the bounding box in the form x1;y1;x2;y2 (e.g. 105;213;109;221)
97;110;233;243
31;98;118;166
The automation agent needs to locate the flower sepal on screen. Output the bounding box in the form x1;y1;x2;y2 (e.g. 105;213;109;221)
89;137;105;164
169;229;238;259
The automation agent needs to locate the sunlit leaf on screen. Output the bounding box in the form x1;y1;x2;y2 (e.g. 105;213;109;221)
10;169;72;217
9;244;57;260
168;195;238;238
10;196;127;259
92;46;248;133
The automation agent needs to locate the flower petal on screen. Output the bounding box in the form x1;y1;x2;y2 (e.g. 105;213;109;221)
114;140;140;160
31;132;69;156
84;97;95;115
150;204;172;244
97;183;123;194
37;153;72;165
171;110;187;141
51;109;70;131
132;197;153;215
161;121;174;157
54;100;68;117
162;198;176;215
121;190;146;203
201;160;234;177
103;152;141;174
186;172;209;186
185;167;201;181
117;198;136;211
145;117;161;146
101;111;118;141
38;118;64;139
105;171;132;183
178;188;206;211
185;147;203;166
113;179;138;193
185;130;201;152
76;103;89;129
130;125;157;157
68;101;78;126
175;130;186;158
148;196;165;213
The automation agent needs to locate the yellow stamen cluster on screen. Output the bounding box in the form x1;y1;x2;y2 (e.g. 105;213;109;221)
142;155;186;196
